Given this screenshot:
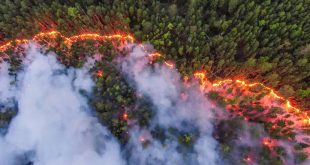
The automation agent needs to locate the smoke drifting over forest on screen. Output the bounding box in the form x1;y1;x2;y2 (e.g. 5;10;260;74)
120;45;220;165
0;44;308;165
0;44;223;165
0;45;124;165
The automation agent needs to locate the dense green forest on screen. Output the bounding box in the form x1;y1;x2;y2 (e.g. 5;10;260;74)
0;1;310;164
0;0;309;109
1;33;309;164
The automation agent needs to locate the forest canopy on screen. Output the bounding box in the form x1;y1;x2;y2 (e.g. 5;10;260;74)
1;0;309;109
0;1;309;164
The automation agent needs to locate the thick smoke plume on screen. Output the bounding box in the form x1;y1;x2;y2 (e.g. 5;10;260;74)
2;43;281;165
0;44;223;165
119;45;221;165
0;45;124;165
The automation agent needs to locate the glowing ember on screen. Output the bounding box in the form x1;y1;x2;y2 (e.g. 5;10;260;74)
164;61;174;68
194;71;206;80
140;137;145;143
262;138;276;149
193;72;309;126
96;70;103;77
194;71;207;87
0;30;134;52
148;52;162;58
0;30;309;127
262;138;271;146
122;112;128;121
183;76;189;82
212;79;233;87
217;79;309;125
243;156;252;163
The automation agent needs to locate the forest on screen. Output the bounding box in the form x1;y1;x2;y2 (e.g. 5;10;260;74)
0;0;309;165
0;0;309;109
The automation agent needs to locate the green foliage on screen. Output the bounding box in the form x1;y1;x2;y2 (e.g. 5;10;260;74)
255;145;284;165
297;88;310;98
220;144;231;153
67;7;78;17
0;108;17;132
294;152;308;164
208;91;219;100
0;1;309;163
178;133;193;146
0;0;309;109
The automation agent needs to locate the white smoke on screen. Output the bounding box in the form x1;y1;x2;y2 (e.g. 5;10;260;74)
0;44;226;165
0;62;14;105
0;45;124;165
120;45;221;165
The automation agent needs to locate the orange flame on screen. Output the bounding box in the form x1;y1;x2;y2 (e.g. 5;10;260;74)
122;112;128;121
96;70;103;77
148;52;162;62
148;53;162;58
0;30;134;52
262;138;274;147
194;71;207;87
192;71;309;125
214;78;309;125
244;156;252;163
164;61;174;68
194;71;206;80
0;31;309;126
140;137;146;143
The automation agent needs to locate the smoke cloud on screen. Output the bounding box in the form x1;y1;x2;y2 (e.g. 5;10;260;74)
119;45;221;165
0;44;241;165
0;62;14;105
0;38;308;164
0;45;124;165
